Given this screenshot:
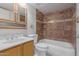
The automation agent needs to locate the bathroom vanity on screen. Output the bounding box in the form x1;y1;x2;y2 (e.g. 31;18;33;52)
0;37;34;56
0;3;35;56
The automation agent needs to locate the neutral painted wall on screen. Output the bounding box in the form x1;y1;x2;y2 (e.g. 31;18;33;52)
27;4;36;35
76;3;79;56
76;23;79;56
76;4;79;17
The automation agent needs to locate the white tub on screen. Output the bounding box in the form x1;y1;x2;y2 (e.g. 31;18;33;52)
39;39;75;56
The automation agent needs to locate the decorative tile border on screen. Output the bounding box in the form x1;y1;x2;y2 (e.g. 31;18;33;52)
36;18;76;24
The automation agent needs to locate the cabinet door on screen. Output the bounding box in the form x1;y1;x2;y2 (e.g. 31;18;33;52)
23;41;34;56
0;45;23;56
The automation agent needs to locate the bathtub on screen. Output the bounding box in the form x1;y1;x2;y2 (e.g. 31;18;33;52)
39;39;75;56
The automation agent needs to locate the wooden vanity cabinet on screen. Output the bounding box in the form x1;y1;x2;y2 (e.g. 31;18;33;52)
0;40;34;56
23;40;34;56
0;44;23;56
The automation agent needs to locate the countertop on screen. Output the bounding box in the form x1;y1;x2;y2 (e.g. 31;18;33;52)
0;37;34;51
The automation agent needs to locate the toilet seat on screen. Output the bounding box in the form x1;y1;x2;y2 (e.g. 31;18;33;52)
36;43;48;49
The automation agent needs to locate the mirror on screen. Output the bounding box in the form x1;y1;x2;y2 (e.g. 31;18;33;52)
18;3;26;27
0;3;26;29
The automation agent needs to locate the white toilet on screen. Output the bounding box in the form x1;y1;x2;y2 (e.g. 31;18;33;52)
33;34;48;56
34;42;48;56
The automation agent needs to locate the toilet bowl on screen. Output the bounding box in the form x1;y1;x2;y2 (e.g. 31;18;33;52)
35;43;48;56
30;34;48;56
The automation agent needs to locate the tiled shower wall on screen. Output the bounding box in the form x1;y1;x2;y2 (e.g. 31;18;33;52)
43;7;76;44
36;6;76;44
36;9;44;39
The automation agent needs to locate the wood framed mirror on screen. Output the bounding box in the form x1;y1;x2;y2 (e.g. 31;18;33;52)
0;3;26;29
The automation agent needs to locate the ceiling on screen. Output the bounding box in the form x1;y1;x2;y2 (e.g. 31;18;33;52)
30;3;75;15
0;3;75;15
